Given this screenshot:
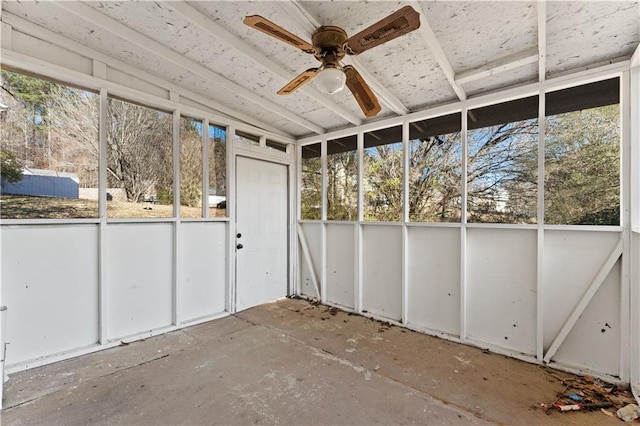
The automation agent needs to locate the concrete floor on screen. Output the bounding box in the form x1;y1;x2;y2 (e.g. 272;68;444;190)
1;298;621;425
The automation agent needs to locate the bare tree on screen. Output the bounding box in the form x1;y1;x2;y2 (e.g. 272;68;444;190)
106;98;172;203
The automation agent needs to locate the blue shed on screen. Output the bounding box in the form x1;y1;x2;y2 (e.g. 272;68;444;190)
1;168;79;198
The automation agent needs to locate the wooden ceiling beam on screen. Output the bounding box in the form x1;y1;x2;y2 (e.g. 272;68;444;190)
538;2;547;82
455;49;539;85
53;2;326;135
411;2;467;101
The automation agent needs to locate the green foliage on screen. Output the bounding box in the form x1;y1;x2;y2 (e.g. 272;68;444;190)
156;188;173;206
0;149;23;185
1;70;56;112
364;143;403;222
327;151;358;221
545;105;620;225
301;157;321;220
2;70;57;151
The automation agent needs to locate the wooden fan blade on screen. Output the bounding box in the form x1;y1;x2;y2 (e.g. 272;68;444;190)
244;15;315;53
343;65;381;118
278;68;319;95
345;6;421;55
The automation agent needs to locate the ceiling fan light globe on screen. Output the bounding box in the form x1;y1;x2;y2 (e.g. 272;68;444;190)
315;68;346;95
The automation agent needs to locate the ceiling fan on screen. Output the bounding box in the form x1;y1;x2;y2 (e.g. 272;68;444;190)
243;6;421;118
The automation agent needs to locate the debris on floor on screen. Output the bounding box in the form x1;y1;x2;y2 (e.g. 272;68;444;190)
327;306;338;316
538;368;637;419
616;404;640;422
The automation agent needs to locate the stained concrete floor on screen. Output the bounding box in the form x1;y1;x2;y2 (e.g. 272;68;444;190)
1;298;621;425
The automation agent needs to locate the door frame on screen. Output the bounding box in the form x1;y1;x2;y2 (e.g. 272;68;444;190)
227;141;296;314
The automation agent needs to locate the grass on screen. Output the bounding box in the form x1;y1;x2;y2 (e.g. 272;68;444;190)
0;195;227;219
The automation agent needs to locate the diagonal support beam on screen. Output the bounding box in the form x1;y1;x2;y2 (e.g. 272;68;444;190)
53;2;326;135
411;2;466;101
170;2;362;126
297;223;321;299
543;238;623;363
278;1;410;116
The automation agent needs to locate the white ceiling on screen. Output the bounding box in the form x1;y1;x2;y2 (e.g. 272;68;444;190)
2;1;639;139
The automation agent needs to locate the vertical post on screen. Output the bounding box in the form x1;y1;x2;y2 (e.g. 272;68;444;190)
0;305;7;409
629;59;640;398
321;139;328;222
98;88;108;344
202;119;210;219
460;107;468;341
620;70;631;382
294;144;302;296
226;125;236;313
321;139;328;302
288;143;296;298
538;0;549;360
402;120;410;325
537;91;546;362
172;109;181;326
356;131;364;313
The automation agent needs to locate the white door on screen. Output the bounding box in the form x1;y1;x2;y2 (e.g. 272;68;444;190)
235;156;289;311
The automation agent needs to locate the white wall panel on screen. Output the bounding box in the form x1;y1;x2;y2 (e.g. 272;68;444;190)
553;261;621;375
362;225;402;321
406;226;460;336
543;231;620;349
298;223;322;299
544;230;621;375
466;229;537;355
1;225;99;366
326;223;356;309
106;223;173;340
179;222;227;322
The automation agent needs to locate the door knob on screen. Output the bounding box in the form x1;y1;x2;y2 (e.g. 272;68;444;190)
236;233;242;238
236;243;244;250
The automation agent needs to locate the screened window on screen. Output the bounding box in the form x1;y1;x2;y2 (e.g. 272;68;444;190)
467;96;539;224
327;135;358;221
301;143;321;220
234;131;259;146
545;78;620;225
106;97;173;218
409;113;462;222
208;124;227;218
0;70;99;219
180;117;203;218
266;139;288;152
363;126;403;222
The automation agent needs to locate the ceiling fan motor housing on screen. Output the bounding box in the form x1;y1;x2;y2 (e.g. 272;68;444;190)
312;26;348;63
